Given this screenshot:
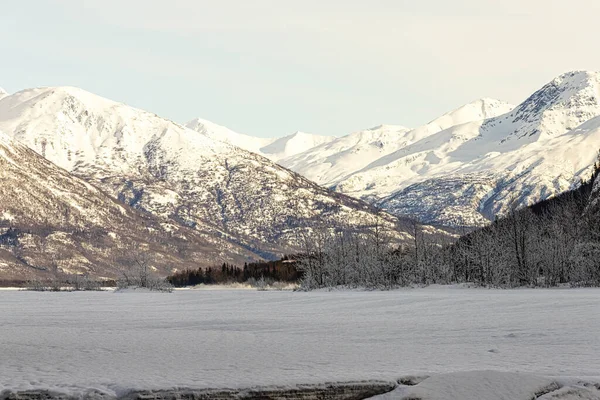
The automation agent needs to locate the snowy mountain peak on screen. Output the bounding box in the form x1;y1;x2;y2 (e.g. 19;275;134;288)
0;87;7;99
367;124;411;132
0;86;186;172
185;117;229;135
278;98;514;189
385;98;515;150
286;130;334;141
507;70;600;138
328;71;600;225
288;130;312;137
185;118;336;161
553;70;600;87
259;131;335;160
0;89;412;262
434;98;515;127
12;86;120;111
184;117;267;148
472;97;514;113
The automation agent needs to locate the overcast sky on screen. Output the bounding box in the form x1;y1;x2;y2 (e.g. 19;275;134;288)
1;0;598;137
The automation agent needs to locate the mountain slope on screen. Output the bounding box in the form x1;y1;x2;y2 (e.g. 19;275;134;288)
270;71;600;226
0;87;413;261
184;117;274;155
0;132;256;281
278;124;411;187
279;98;513;190
370;71;600;225
259;131;335;161
185;118;335;161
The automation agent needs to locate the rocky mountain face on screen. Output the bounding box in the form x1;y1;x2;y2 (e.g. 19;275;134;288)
373;71;600;225
0;87;413;272
0;132;257;281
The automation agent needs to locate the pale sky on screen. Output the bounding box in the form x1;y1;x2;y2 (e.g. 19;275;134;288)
1;0;599;137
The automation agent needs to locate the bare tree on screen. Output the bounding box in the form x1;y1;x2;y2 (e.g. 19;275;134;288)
117;247;172;291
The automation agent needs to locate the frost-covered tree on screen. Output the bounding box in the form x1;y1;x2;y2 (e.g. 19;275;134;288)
118;248;172;291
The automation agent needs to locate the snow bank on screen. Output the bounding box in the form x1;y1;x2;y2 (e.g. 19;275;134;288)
371;372;600;399
373;371;559;399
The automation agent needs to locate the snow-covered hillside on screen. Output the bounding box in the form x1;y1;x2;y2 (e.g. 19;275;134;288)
279;98;513;192
0;87;412;262
279;124;412;186
185;117;273;155
371;71;600;224
0;87;7;100
185;117;335;161
259;130;335;160
0;132;255;280
274;71;600;226
4;70;597;247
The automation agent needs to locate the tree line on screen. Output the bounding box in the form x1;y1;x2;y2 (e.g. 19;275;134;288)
166;162;600;290
294;162;600;289
167;256;302;287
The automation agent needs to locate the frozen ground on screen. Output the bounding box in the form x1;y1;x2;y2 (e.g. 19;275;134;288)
0;287;599;398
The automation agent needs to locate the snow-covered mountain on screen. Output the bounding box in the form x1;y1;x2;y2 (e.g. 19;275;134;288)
259;131;336;161
335;71;600;225
184;117;273;155
251;71;600;226
0;87;412;263
4;68;597;267
279;99;513;190
0;131;259;280
279;124;411;186
185;118;335;161
0;87;7;100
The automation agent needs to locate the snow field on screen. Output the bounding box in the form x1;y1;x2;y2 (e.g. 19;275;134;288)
0;287;599;397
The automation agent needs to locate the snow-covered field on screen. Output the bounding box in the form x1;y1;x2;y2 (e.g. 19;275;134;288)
0;288;599;398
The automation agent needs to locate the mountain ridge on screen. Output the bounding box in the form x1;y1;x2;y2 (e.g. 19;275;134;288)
184;118;336;161
371;71;600;224
0;131;259;280
280;97;514;198
0;86;416;268
181;71;600;227
3;69;599;281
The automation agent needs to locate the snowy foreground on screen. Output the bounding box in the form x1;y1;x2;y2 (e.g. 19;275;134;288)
0;288;599;399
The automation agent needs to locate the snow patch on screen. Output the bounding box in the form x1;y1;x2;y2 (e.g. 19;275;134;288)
372;371;559;400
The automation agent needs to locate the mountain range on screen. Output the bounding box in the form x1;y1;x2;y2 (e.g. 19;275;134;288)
188;71;600;226
2;70;600;280
185;118;336;161
0;131;261;280
0;86;414;280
